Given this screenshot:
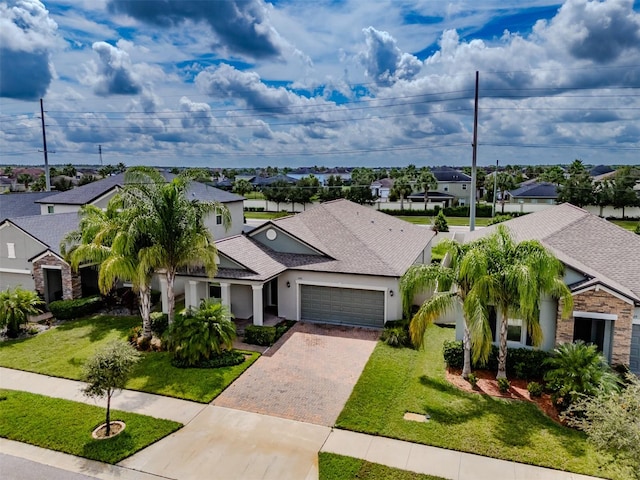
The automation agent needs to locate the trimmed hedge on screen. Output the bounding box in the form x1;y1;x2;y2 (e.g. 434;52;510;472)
48;296;103;320
244;319;296;346
171;350;246;369
150;312;168;337
442;340;552;379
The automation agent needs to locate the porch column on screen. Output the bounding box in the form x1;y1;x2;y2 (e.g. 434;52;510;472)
252;284;264;326
187;281;198;311
220;282;231;308
159;276;169;314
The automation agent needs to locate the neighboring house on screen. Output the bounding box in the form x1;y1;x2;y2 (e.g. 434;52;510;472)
589;164;615;178
0;213;97;301
174;199;435;328
460;203;640;374
431;167;472;206
370;178;394;201
0;174;245;303
508;181;558;204
0;177;13;193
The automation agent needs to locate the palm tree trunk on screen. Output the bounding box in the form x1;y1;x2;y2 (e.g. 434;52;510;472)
462;322;472;379
497;311;508;379
166;270;176;326
139;284;152;339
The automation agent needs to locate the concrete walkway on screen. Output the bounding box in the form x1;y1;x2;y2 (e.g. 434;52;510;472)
0;367;604;480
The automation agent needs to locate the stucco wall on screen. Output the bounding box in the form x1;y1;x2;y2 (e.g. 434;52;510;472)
204;200;244;240
276;270;401;323
252;227;321;255
230;284;253;319
0;223;45;272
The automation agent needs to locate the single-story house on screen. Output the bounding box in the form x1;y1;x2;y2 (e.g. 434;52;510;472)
370;178;394;200
508;181;558;204
461;203;640;374
173;199;436;328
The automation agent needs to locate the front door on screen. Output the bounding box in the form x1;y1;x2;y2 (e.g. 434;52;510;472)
573;317;611;361
44;268;63;304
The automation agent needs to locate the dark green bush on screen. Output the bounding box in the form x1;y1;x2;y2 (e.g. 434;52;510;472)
381;327;411;348
467;373;478;389
274;319;296;340
497;378;511;393
150;312;168;337
244;325;277;346
128;325;142;345
48;295;103;320
171;350;245;369
442;340;552;378
527;381;543;397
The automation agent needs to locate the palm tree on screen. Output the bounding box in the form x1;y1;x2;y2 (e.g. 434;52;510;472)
471;225;573;379
0;287;43;338
400;238;492;378
391;176;412;211
61;202;156;339
121;168;230;326
418;169;438;208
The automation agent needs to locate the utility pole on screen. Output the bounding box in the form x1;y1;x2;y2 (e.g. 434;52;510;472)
39;98;51;191
492;159;499;217
99;145;103;165
469;71;479;232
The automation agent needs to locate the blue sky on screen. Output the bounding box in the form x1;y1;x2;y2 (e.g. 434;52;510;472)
1;0;639;168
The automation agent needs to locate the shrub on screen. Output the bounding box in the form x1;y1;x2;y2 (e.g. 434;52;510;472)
488;214;513;225
128;326;142;345
527;381;543;398
165;299;236;366
497;378;511;393
544;341;619;410
381;327;410;348
244;325;277;346
432;210;449;233
0;287;43;337
171;350;245;369
274;319;296;340
150;312;168;337
467;373;478;389
442;340;551;378
48;295;103;320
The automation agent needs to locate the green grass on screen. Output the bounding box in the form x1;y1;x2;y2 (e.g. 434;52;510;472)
318;453;445;480
244;210;291;220
609;219;639;232
336;325;631;480
0;389;181;464
397;216;493;227
0;315;260;403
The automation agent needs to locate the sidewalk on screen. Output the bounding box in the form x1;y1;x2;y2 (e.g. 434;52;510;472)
0;367;604;480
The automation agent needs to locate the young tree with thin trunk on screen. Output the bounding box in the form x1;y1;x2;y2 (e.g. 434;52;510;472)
83;340;139;437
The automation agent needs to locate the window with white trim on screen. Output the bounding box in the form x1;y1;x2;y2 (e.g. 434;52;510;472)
47;205;54;214
7;243;16;258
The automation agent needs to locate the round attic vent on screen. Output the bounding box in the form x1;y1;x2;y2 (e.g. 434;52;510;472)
266;228;277;240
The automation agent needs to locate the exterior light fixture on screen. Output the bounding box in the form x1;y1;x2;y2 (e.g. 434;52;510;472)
286;281;291;288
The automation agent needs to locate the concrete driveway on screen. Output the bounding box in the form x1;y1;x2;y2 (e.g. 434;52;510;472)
214;322;379;426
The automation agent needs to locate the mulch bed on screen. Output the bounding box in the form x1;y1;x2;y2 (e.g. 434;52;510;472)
446;367;562;424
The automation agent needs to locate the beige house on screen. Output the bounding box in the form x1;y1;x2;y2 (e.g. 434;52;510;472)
462;203;640;374
175;199;436;328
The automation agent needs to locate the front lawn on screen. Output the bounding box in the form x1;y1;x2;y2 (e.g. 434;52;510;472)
319;453;445;480
0;315;259;403
336;325;631;480
0;389;181;464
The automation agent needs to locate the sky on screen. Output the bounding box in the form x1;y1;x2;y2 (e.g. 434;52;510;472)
1;0;640;169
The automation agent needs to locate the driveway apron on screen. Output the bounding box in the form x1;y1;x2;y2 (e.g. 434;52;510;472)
214;322;379;426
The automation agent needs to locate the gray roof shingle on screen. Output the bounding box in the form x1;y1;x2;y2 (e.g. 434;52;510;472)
465;203;640;303
0;192;53;219
509;182;558;198
9;213;80;257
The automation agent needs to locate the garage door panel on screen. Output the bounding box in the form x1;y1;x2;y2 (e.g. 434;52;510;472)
300;285;384;327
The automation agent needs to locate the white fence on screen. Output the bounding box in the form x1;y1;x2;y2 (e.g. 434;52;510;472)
244;199;640;219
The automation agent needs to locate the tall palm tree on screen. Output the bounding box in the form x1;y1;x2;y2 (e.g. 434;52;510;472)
61;202;156;339
400;238;492;378
418;169;438;208
391;176;412;211
471;225;573;379
122;168;230;326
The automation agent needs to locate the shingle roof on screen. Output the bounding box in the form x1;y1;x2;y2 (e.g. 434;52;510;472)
464;203;640;303
509;182;558;199
37;173;244;206
0;192;52;219
264;199;435;277
9;213;80;257
431;167;471;182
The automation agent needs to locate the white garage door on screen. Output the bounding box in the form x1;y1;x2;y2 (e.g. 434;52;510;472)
631;324;640;375
300;285;385;327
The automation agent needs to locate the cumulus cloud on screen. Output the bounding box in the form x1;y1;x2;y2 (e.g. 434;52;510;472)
359;27;423;87
107;0;286;60
87;41;143;96
0;0;58;100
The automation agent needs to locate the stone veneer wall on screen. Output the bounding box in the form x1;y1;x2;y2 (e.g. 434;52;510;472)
557;289;634;366
32;254;82;301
